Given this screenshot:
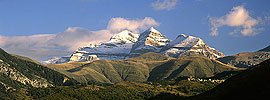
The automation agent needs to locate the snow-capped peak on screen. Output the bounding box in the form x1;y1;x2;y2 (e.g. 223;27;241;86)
162;34;224;59
130;27;169;57
136;27;168;47
147;27;160;34
168;34;205;48
108;30;139;43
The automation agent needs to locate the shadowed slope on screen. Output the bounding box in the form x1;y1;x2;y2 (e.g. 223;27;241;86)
194;58;270;99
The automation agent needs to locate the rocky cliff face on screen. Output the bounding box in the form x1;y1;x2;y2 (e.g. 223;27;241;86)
0;48;75;92
47;27;224;63
0;60;53;88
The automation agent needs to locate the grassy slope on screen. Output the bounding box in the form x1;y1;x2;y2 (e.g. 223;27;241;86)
151;58;270;100
48;52;238;84
148;54;239;81
47;62;102;83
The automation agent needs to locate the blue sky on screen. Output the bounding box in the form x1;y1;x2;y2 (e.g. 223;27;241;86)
0;0;270;61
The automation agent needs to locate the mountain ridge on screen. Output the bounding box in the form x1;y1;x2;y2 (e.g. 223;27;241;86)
217;45;270;68
47;52;239;84
46;27;224;64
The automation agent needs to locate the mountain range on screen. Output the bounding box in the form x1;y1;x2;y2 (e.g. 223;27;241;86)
45;27;224;64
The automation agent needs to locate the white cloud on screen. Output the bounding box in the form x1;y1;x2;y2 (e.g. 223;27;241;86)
151;0;178;11
0;34;59;60
107;17;160;33
47;27;112;51
209;5;262;36
0;28;112;60
0;36;5;46
0;17;159;61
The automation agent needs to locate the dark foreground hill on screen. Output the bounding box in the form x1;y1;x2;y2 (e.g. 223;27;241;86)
151;58;270;100
0;48;76;98
195;58;270;99
48;52;239;84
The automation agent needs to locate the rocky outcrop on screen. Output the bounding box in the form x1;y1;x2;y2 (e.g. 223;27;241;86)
0;60;53;88
0;48;76;91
